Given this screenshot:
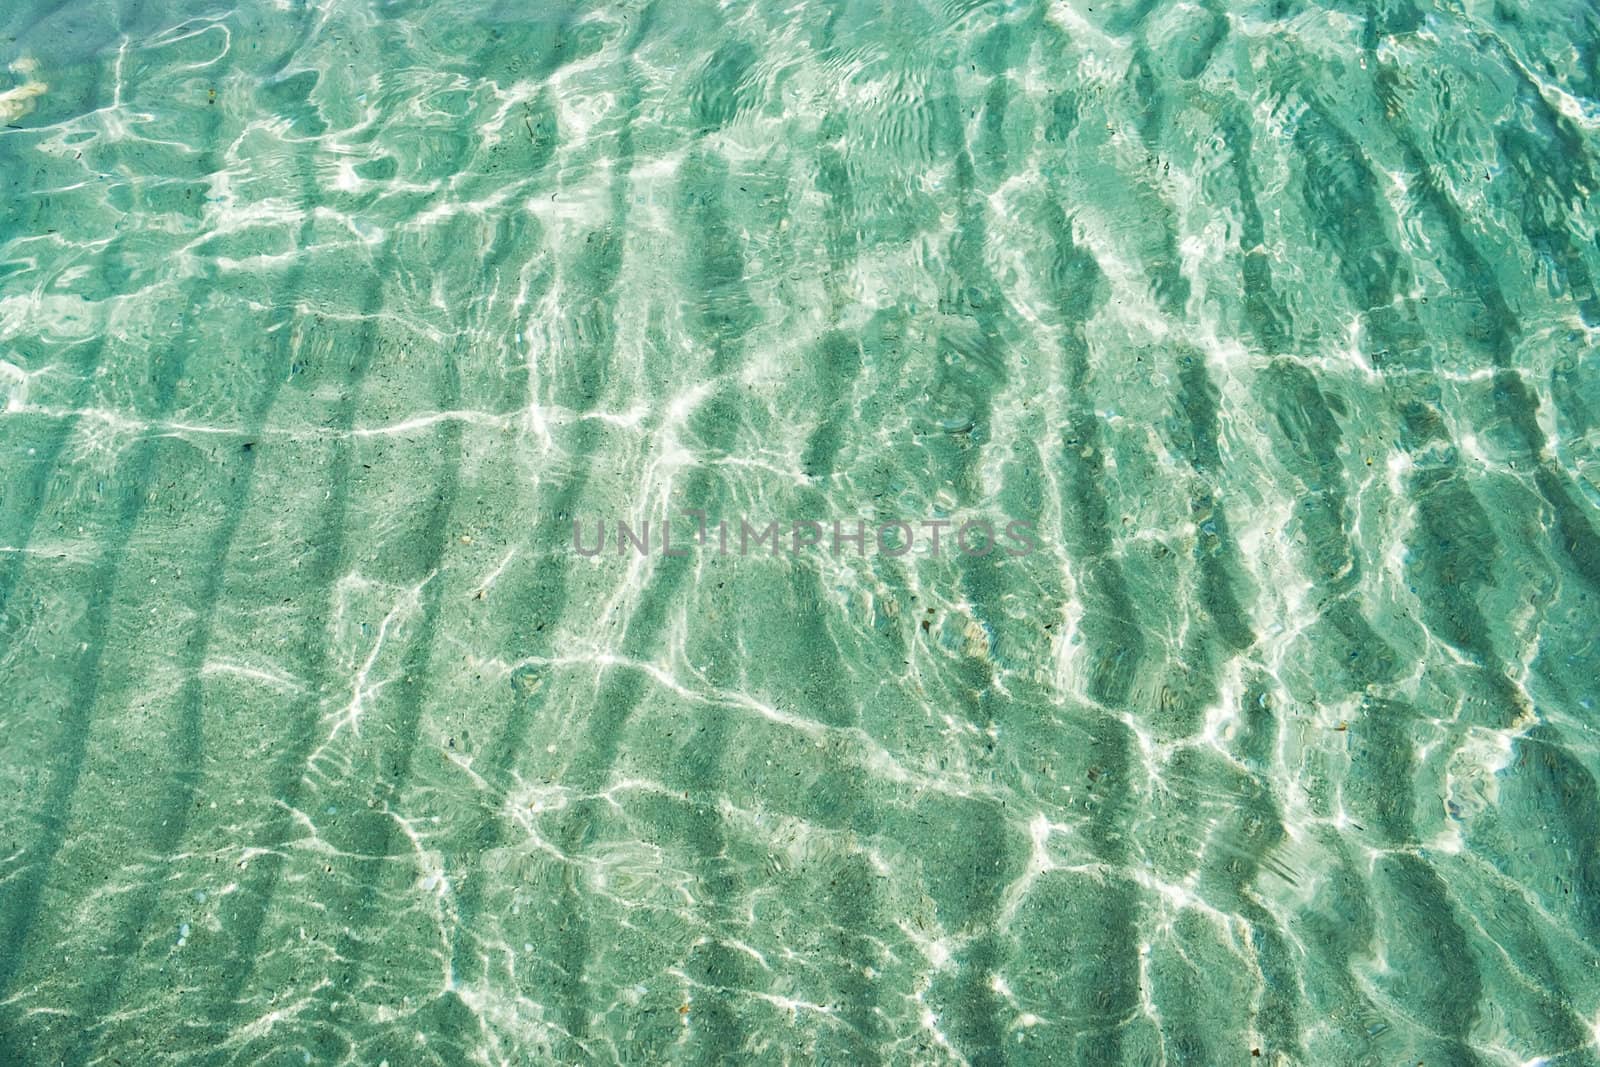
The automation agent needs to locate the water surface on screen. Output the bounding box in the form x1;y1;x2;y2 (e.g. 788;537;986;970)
2;0;1600;1063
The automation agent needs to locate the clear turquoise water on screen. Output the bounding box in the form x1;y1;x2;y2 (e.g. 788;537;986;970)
2;1;1600;1064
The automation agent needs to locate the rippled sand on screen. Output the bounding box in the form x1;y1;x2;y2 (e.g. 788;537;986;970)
2;1;1600;1064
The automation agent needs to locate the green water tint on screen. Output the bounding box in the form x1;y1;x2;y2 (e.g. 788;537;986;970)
1;0;1599;1063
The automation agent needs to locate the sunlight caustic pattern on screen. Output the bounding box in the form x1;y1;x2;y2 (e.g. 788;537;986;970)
1;0;1599;1064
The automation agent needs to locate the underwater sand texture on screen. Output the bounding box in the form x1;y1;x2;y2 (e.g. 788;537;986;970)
2;0;1600;1064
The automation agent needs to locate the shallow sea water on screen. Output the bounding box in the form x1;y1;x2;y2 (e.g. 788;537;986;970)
3;0;1600;1064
